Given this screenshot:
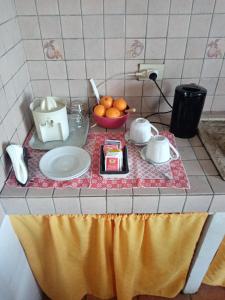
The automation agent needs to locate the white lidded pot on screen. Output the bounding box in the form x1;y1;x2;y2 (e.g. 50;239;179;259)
30;96;69;143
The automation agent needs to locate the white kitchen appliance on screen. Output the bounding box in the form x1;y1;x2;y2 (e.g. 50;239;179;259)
30;97;69;143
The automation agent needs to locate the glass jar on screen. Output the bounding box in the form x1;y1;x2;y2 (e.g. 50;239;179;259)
68;100;88;129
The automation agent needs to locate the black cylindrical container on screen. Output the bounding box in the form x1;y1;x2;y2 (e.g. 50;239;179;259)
170;83;207;138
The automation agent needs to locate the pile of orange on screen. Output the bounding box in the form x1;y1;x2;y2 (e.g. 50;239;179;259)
94;96;128;119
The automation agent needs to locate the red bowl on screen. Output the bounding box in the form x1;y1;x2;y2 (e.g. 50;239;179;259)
93;107;129;129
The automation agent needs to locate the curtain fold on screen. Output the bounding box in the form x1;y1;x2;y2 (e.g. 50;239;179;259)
203;236;225;287
10;213;207;300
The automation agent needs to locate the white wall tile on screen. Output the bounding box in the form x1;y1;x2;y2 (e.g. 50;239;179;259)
64;39;84;60
148;0;170;14
1;198;29;214
211;95;225;111
184;195;212;212
23;40;44;60
158;196;186;213
199;159;218;175
126;15;147;38
15;0;36;15
126;0;148;14
106;60;124;78
183;160;205;175
86;60;105;79
201;59;223;77
32;80;51;97
61;16;82;38
104;15;125;38
69;80;87;97
80;197;106;214
0;204;5;225
83;15;104;38
215;0;225;12
164;60;184;78
215;77;225;95
104;0;125;14
107;196;132;213
67;60;86;79
81;0;103;14
125;80;143;96
39;16;61;39
36;0;59;15
54;197;81;214
84;39;104;59
189;15;212;37
210;14;225;37
27;61;48;80
133;196;159;213
171;0;193;14
182;59;203;78
27;197;55;214
105;39;125;59
58;0;81;15
186;38;208;58
168;15;190;37
106;80;124;96
210;195;225;212
147;15;169;37
166;38;187;59
50;80;70;97
145;38;166;59
192;0;215;13
47;61;67;79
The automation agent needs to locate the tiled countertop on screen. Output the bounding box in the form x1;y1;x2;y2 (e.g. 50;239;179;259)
1;115;225;215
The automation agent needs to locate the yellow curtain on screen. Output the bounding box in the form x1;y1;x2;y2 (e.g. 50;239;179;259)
203;236;225;287
10;213;207;300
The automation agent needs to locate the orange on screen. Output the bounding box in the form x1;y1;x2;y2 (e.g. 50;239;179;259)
113;97;127;111
94;104;106;117
105;107;121;118
100;96;113;109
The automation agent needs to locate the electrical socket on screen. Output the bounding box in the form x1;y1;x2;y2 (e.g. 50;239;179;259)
137;63;165;80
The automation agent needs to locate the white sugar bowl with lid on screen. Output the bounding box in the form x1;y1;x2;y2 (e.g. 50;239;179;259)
30;96;69;143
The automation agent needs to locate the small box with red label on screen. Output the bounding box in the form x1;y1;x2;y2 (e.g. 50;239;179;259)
100;145;129;178
105;149;123;171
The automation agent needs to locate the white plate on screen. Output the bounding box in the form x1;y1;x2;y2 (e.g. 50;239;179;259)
39;146;91;181
140;146;171;165
124;131;149;146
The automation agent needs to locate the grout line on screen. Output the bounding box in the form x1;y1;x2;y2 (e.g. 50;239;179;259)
140;0;150;114
33;0;52;95
80;0;89;103
78;188;83;213
199;1;218;111
56;0;71;104
14;12;225;17
180;0;195;81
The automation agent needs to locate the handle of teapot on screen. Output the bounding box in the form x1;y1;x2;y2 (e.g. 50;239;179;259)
169;142;180;160
149;123;159;136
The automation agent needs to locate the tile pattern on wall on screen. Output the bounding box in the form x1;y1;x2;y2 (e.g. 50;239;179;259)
0;0;33;191
14;0;225;114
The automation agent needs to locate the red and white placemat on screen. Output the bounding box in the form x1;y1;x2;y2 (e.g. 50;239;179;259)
6;131;190;189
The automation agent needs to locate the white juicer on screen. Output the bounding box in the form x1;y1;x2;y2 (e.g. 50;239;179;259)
30;97;69;143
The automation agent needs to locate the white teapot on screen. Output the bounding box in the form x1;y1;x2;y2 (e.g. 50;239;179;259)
130;118;159;144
